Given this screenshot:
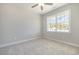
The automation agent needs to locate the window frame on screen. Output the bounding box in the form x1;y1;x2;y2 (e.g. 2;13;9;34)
47;9;71;33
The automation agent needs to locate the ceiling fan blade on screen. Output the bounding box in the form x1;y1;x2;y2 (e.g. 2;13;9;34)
41;5;43;10
32;4;38;8
44;3;53;5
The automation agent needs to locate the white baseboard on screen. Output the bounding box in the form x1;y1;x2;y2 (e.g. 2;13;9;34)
44;36;79;48
0;36;41;48
1;35;79;49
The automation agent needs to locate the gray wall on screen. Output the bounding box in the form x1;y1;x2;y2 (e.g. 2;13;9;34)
42;4;79;45
0;4;41;45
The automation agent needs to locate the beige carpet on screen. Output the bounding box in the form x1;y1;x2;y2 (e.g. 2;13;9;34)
0;39;79;55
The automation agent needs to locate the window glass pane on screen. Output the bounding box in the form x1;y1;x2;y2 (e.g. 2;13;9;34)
57;12;65;32
47;17;51;31
64;10;70;32
47;16;56;31
57;10;70;32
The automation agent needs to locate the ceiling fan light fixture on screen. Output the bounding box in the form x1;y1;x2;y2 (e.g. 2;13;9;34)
32;3;53;11
38;3;44;6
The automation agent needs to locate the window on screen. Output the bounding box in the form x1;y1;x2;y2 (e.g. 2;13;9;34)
47;10;70;32
47;16;56;31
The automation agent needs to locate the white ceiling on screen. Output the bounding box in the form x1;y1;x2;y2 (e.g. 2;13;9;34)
15;3;67;14
27;3;67;14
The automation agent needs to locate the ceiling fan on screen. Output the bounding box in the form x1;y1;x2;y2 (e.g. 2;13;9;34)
31;3;53;10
